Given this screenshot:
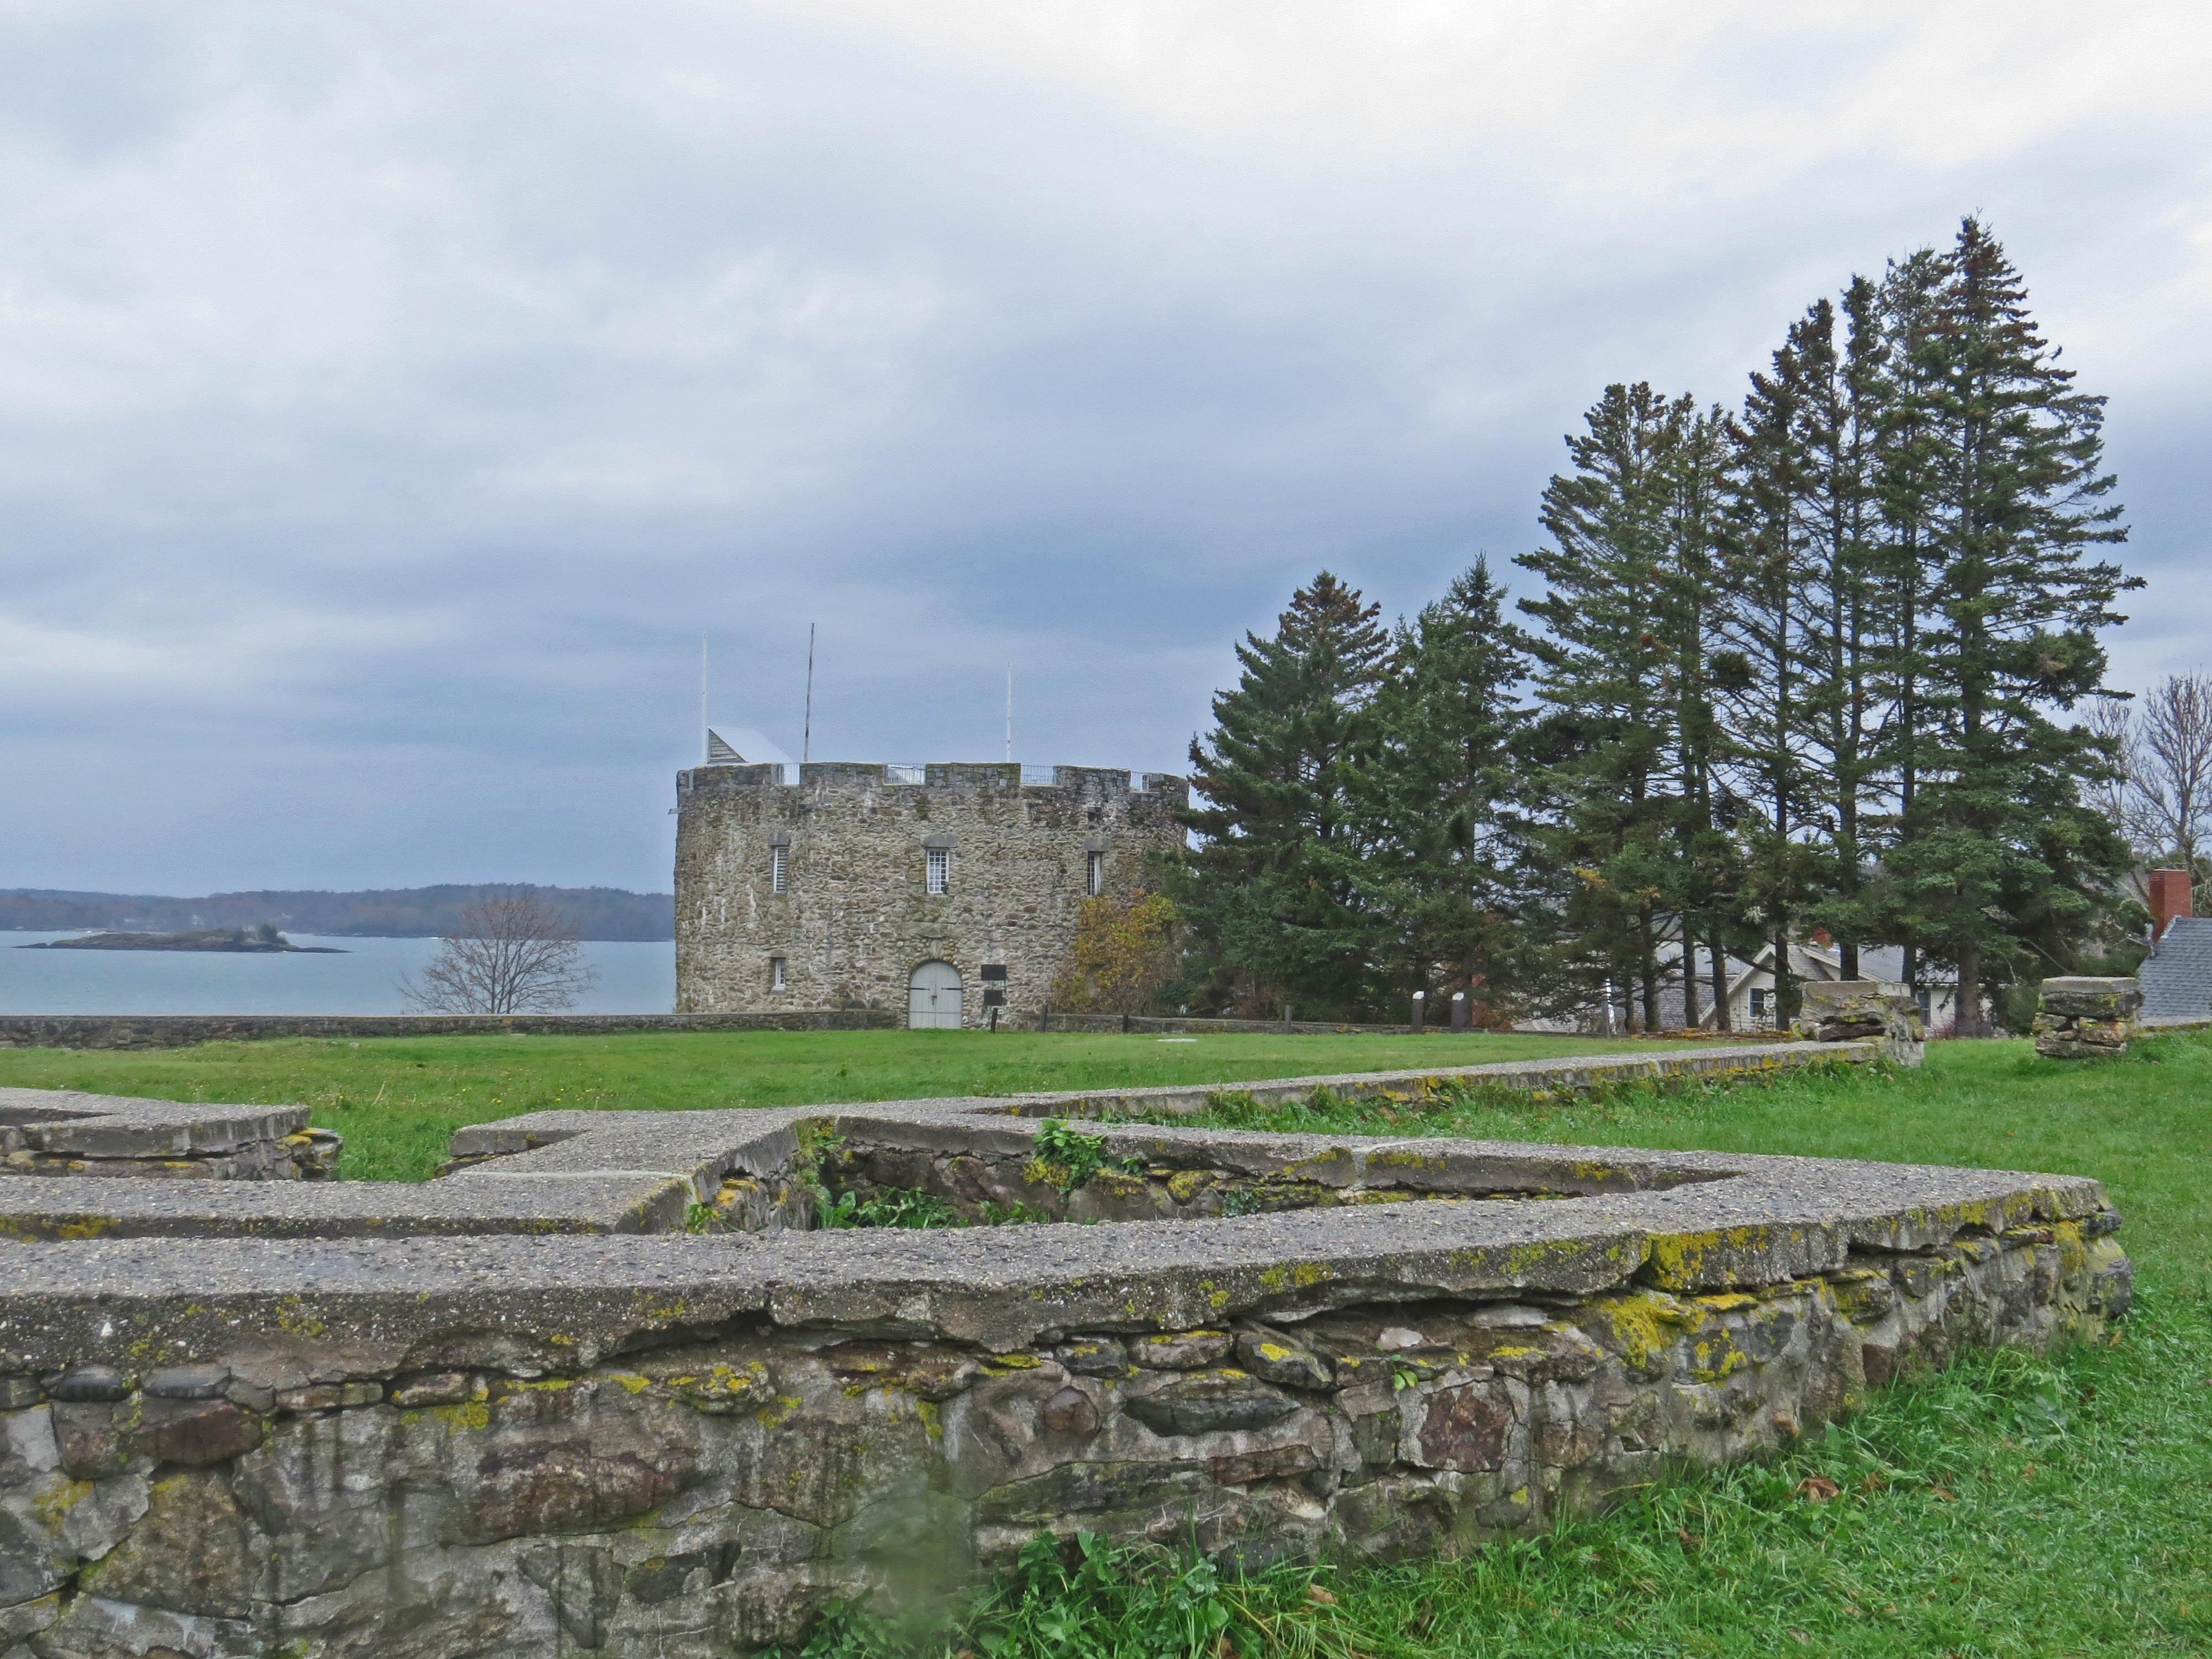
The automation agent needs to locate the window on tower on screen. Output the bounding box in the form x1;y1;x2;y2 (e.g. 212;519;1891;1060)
926;847;950;895
771;844;788;893
1085;849;1105;895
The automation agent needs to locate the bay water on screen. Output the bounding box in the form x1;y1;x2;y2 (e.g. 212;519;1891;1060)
0;933;675;1016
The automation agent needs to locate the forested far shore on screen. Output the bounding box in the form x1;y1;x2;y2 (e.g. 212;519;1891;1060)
0;884;674;942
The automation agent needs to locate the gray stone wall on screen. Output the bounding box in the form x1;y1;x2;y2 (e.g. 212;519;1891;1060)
0;1089;339;1181
0;1054;2135;1657
0;1011;895;1053
675;763;1188;1026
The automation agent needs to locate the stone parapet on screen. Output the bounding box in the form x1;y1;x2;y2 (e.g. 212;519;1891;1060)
2032;977;2143;1059
0;1050;2132;1656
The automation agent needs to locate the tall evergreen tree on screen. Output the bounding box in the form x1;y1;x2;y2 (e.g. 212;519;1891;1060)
1865;247;1952;995
1357;559;1538;1016
1874;218;2137;1031
1785;279;1889;982
1653;402;1737;1029
1177;573;1392;1016
1721;338;1824;1026
1517;384;1691;1030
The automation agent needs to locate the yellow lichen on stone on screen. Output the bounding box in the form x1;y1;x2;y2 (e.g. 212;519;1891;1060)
272;1296;327;1339
1582;1288;1691;1373
32;1476;94;1530
1693;1291;1759;1313
2052;1219;2090;1284
754;1393;803;1427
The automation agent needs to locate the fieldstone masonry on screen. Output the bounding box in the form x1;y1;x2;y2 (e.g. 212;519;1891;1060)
0;1090;339;1180
2033;977;2144;1059
1794;980;1927;1067
674;762;1188;1027
0;1043;2133;1657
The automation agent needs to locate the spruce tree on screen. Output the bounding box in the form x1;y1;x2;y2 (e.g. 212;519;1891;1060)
1785;279;1889;981
1517;384;1692;1030
1178;572;1392;1016
1721;338;1824;1027
1654;402;1737;1029
1357;559;1538;1016
1866;247;1952;995
1875;219;2137;1031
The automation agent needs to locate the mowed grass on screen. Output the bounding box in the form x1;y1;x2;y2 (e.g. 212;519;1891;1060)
1;1029;2208;1654
0;1028;1650;1182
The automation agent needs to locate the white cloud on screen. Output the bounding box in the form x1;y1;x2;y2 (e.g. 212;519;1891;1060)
1;0;2208;888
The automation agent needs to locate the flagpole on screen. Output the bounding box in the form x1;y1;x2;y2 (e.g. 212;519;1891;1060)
802;624;816;766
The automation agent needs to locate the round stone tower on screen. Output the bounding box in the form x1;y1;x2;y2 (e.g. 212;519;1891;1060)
674;762;1189;1027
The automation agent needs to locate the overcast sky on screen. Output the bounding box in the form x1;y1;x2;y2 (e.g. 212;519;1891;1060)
5;2;2210;896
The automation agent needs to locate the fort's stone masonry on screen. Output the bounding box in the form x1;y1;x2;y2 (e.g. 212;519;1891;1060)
675;762;1188;1027
0;1042;2132;1657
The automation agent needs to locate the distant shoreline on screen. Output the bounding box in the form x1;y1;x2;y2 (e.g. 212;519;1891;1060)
0;884;672;942
18;931;347;955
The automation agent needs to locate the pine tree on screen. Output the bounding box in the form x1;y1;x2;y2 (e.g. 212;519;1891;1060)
1865;247;1952;995
1517;384;1694;1030
1654;403;1737;1029
1874;219;2137;1031
1357;559;1538;1017
1785;279;1890;981
1177;572;1392;1016
1719;338;1826;1027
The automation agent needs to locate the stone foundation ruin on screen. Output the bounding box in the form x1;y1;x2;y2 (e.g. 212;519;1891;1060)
2033;976;2145;1059
0;1042;2133;1657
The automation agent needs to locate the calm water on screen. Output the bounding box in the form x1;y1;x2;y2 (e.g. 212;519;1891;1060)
0;933;675;1016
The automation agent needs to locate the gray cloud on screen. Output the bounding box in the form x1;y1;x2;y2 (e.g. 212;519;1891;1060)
4;1;2210;891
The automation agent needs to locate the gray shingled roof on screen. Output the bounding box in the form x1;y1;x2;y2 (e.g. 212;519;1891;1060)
2141;916;2212;1021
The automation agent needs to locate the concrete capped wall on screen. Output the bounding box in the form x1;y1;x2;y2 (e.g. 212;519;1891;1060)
0;1050;2135;1657
675;762;1188;1025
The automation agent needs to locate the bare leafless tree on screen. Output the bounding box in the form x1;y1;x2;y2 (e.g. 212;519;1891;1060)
2093;674;2212;906
399;894;599;1014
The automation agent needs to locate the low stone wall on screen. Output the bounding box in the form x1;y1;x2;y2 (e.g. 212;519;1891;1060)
1043;1012;1423;1035
1794;980;1926;1067
0;1089;338;1181
0;1051;2131;1657
0;1009;897;1052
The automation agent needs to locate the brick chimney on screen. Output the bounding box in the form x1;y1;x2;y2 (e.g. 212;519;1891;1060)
2150;868;2194;942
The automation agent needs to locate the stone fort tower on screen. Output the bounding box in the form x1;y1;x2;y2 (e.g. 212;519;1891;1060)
675;761;1189;1027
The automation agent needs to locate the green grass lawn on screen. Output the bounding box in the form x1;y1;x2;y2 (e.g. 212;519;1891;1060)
1;1029;2207;1654
0;1028;1651;1182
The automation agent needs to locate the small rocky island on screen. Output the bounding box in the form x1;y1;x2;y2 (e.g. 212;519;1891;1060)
19;926;344;953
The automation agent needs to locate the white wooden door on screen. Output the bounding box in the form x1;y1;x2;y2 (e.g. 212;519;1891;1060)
908;960;963;1029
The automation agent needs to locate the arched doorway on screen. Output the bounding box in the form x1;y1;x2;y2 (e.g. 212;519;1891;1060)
908;960;963;1029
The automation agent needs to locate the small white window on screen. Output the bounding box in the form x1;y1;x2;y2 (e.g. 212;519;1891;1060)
770;844;787;894
1085;850;1105;896
1749;987;1768;1025
770;956;787;990
926;847;950;896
